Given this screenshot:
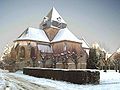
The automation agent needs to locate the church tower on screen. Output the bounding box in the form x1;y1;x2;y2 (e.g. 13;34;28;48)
40;7;67;41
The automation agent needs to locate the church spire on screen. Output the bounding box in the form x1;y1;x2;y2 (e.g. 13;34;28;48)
40;7;67;29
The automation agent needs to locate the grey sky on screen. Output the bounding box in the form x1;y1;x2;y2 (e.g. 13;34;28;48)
0;0;120;55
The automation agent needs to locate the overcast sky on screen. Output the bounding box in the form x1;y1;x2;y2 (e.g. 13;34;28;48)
0;0;120;55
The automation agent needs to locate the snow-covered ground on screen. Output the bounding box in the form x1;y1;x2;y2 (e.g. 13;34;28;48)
0;70;120;90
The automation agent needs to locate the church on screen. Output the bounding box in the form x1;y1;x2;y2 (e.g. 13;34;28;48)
9;7;90;70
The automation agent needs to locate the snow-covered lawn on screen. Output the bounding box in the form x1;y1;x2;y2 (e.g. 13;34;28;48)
1;70;120;90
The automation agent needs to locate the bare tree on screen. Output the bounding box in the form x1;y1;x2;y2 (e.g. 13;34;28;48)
60;52;69;69
40;52;52;68
70;51;81;69
114;53;120;73
51;53;60;68
0;44;14;68
113;60;118;72
40;52;47;68
102;59;108;72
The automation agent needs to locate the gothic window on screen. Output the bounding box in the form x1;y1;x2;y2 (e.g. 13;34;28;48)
19;46;25;59
30;47;36;60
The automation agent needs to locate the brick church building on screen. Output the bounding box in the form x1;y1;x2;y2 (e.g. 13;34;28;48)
7;7;90;70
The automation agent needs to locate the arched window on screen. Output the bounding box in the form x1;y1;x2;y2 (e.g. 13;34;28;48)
30;47;36;60
19;46;25;59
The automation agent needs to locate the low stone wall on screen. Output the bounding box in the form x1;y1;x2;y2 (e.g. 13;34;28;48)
23;67;100;84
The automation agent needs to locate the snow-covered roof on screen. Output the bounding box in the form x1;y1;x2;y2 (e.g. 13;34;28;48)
106;53;112;59
79;38;90;55
40;7;67;29
117;48;120;53
80;38;90;49
16;27;50;42
46;7;66;24
51;28;81;43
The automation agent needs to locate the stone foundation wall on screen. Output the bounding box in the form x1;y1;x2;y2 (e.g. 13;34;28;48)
23;67;100;84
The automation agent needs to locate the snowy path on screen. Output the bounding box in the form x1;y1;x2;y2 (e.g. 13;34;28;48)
0;70;56;90
4;74;55;90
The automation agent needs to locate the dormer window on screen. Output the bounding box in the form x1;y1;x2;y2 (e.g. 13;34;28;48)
39;7;67;29
57;17;61;22
42;23;47;27
43;17;48;23
52;21;59;27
